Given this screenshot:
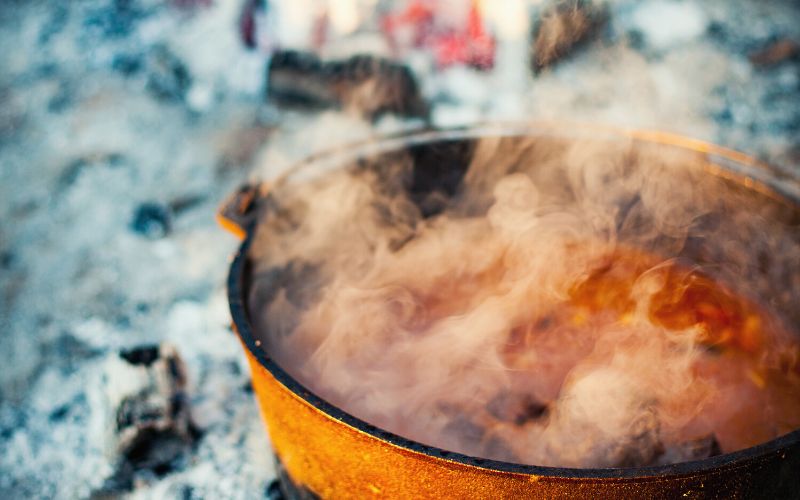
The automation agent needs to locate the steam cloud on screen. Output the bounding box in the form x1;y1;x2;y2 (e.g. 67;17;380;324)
247;130;800;467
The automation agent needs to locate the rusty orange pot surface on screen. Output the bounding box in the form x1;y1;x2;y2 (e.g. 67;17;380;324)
221;124;800;499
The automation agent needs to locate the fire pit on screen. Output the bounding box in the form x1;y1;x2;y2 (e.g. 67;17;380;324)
220;123;800;498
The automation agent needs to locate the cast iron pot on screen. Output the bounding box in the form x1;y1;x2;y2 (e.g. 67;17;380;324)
219;123;800;499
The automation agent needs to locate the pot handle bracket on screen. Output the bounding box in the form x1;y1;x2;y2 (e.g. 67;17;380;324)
216;183;265;240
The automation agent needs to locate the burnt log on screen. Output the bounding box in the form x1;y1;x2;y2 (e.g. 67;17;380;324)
267;50;429;121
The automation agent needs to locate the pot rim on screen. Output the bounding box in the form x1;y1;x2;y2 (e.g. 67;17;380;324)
227;122;800;479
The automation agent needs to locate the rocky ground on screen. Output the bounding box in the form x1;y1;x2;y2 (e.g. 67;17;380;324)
0;0;798;498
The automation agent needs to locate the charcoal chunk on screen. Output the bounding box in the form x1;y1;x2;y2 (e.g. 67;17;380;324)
0;250;14;269
95;344;195;492
58;153;125;188
121;427;187;474
83;0;147;39
112;53;144;75
145;45;192;102
119;344;160;366
267;51;428;121
168;193;206;215
749;38;800;68
131;202;172;239
49;404;70;422
40;333;101;372
266;479;284;500
530;0;607;73
487;391;549;425
407;140;474;218
609;408;665;468
658;434;722;465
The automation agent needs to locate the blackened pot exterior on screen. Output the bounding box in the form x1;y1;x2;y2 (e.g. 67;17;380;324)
223;124;800;499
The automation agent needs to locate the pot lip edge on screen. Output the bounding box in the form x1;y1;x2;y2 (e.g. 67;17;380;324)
227;123;800;479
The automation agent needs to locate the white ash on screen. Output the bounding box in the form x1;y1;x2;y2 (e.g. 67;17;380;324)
0;0;274;497
627;0;709;51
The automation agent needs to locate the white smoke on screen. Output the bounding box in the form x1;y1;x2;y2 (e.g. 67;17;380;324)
247;129;800;467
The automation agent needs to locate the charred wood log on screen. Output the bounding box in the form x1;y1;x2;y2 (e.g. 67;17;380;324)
267;50;429;121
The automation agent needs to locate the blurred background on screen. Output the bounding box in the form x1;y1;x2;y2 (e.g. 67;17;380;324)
0;0;798;497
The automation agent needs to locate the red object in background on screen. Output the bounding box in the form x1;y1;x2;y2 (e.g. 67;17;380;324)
382;0;496;70
238;0;496;68
380;0;436;49
433;3;495;69
239;0;262;49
